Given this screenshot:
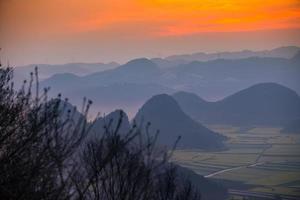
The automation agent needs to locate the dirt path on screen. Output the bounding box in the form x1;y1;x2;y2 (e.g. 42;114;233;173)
205;139;272;178
204;162;265;178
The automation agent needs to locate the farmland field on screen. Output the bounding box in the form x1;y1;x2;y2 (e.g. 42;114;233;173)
172;125;300;197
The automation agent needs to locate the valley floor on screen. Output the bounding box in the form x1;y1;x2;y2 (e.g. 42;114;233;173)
172;125;300;198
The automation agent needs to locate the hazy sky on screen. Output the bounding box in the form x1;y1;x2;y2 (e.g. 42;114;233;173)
1;0;300;66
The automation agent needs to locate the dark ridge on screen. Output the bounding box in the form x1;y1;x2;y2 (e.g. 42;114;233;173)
134;94;226;150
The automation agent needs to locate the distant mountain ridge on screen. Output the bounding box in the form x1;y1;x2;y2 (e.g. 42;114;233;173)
37;48;300;117
165;46;300;62
173;83;300;126
134;94;226;150
85;58;161;85
13;62;119;87
167;54;300;100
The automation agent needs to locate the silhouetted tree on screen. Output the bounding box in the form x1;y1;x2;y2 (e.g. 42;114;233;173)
73;118;200;200
0;65;200;200
0;66;91;200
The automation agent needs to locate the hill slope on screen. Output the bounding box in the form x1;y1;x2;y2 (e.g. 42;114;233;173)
85;58;161;85
281;119;300;134
90;110;131;137
134;94;226;149
173;83;300;126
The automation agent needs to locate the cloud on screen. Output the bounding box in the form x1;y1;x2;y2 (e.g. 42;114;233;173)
1;0;300;38
1;0;300;65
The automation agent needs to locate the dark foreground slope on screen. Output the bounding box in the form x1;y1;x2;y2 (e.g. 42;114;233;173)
176;165;228;200
173;83;300;126
134;94;226;150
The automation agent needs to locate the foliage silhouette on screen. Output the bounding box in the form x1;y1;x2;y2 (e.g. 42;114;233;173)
0;65;201;200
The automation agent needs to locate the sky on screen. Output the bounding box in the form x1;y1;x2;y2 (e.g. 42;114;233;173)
0;0;300;66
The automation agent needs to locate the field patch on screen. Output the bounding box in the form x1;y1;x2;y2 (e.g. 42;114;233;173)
172;125;300;196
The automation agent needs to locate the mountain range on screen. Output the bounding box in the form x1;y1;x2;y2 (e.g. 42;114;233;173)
13;62;119;87
166;52;300;100
173;83;300;126
17;46;299;199
14;46;298;117
165;46;300;63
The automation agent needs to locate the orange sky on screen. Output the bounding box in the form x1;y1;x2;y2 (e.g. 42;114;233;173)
0;0;300;65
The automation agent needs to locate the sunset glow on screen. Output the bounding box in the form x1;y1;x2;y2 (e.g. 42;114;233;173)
1;0;300;36
0;0;299;65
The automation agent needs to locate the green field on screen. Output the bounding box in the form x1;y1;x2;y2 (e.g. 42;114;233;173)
171;125;300;197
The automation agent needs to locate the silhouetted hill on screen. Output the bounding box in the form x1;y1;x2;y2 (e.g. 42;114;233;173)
42;73;85;91
90;110;131;137
281;119;300;134
85;58;161;85
173;91;211;121
134;94;226;149
50;73;80;81
119;58;159;73
173;83;300;126
87;109;229;199
45;99;86;125
90;109;228;199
